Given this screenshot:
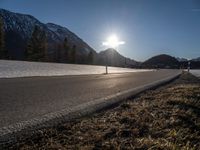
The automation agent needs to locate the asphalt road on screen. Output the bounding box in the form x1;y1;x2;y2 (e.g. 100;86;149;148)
0;69;180;128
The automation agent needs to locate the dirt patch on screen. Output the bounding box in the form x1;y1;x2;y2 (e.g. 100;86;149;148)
9;72;200;150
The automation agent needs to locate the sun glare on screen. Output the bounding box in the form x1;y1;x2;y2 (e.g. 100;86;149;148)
102;34;125;48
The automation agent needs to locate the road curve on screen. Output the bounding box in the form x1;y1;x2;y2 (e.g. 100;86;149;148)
0;69;180;128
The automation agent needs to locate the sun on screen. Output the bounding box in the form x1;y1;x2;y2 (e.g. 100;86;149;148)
102;34;125;48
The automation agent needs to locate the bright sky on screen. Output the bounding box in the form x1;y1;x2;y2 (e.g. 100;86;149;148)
0;0;200;61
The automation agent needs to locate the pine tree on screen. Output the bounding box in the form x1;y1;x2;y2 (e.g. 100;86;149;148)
55;43;62;62
63;37;70;62
0;17;6;59
26;25;47;61
88;51;94;64
42;31;48;61
71;45;76;63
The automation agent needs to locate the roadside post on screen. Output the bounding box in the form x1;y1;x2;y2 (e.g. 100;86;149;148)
102;35;125;74
188;61;190;72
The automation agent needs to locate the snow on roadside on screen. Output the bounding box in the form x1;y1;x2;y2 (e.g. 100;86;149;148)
190;70;200;78
0;60;152;78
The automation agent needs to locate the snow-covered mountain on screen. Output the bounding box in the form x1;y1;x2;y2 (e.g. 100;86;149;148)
0;9;95;60
176;57;188;62
0;9;140;67
46;23;95;56
191;57;200;62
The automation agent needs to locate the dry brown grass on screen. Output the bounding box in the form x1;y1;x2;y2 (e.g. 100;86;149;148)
11;73;200;150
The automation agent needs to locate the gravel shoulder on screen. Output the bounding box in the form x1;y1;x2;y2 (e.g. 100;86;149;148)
7;72;200;149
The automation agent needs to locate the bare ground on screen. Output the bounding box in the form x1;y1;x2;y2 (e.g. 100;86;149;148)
9;72;200;150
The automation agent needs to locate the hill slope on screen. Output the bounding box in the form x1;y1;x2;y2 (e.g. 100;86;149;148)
98;48;139;67
0;9;96;62
142;54;180;69
191;57;200;62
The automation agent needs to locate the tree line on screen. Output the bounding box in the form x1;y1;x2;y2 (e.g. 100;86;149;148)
0;17;94;64
25;25;47;61
55;37;94;64
56;37;78;63
0;17;8;59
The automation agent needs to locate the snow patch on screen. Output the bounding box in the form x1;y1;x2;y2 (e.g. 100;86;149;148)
190;70;200;78
0;60;152;78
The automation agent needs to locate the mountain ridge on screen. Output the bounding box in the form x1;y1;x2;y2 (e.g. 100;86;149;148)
191;57;200;62
0;8;96;62
0;9;200;68
0;8;138;66
98;48;139;67
142;54;180;69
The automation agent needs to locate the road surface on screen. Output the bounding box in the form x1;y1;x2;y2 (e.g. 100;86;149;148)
0;69;180;128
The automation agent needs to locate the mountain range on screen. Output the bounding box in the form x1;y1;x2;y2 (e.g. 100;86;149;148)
0;8;200;69
0;9;138;66
191;57;200;62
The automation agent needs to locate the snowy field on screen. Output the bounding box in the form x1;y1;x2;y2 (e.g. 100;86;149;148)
190;70;200;78
0;60;152;78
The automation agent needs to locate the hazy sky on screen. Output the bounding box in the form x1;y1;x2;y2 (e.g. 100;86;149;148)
0;0;200;61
